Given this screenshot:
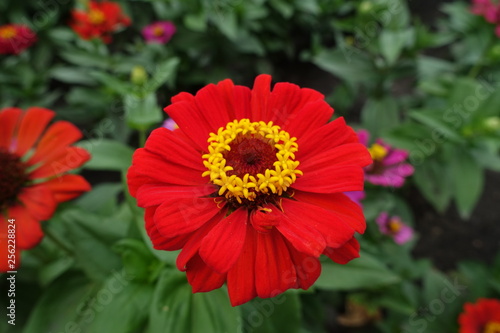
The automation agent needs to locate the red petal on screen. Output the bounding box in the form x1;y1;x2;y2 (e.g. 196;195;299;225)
323;237;360;264
281;99;333;139
43;174;91;203
136;184;215;208
227;225;257;306
255;229;296;298
144;128;205;171
165;92;214;151
176;210;226;271
0;107;22;150
275;204;326;257
300;143;372;172
293;164;365;193
286;240;322;290
194;81;234;130
186;253;226;293
267;83;324;127
294;191;366;234
199;208;248;274
18;185;56;221
15;107;55;156
28;121;83;165
250;74;272;121
234;86;252;119
29;147;90;179
8;205;44;249
281;199;355;249
130;149;206;186
145;206;190;251
154;196;221;238
127;166;152;198
297;117;359;161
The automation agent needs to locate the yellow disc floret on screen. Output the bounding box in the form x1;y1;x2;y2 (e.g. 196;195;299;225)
202;119;302;203
368;143;388;161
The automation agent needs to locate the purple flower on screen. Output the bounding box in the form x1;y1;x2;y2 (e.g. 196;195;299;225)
142;21;176;44
376;212;413;245
162;118;178;131
357;129;414;188
344;191;365;207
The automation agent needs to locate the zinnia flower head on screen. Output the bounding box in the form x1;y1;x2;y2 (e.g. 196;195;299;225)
142;21;176;44
0;24;37;55
357;129;414;188
128;74;372;306
471;0;499;23
458;298;500;333
69;0;131;43
0;107;91;272
376;212;413;245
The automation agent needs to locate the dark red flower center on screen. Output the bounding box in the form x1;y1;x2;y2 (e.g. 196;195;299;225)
224;137;277;178
0;149;29;211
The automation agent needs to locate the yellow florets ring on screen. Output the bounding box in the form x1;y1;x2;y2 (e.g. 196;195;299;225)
202;119;302;204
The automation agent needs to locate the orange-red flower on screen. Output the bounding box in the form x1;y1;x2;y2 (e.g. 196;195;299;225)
0;107;91;272
0;24;37;55
459;298;500;333
69;0;131;43
128;74;372;306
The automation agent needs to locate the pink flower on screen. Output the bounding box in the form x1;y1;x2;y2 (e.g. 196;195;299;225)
471;0;499;23
162;118;178;131
142;21;176;44
344;191;365;207
357;130;414;188
376;212;413;245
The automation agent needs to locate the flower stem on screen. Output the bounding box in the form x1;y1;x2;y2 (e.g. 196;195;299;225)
44;227;74;256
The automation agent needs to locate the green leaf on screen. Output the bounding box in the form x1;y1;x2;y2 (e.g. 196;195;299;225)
184;12;207;32
379;29;413;65
124;93;163;130
413;156;452;213
78;139;134;171
417;56;455;81
75;183;123;215
312;48;377;85
409;109;463;143
361;97;400;138
242;292;302;333
82;280;153;333
147;270;241;333
146;57;180;92
315;252;400;290
450;150;484;219
90;71;132;96
23;274;93;333
50;67;97;85
60;209;124;281
60;49;110;68
114;239;161;283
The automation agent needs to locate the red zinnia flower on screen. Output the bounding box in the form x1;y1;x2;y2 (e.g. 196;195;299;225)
69;0;131;43
0;24;37;55
0;107;91;272
459;298;500;333
128;74;372;306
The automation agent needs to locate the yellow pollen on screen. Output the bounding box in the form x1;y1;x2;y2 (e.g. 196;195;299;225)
153;26;164;37
89;9;105;24
484;322;500;333
388;219;402;233
0;26;17;39
202;119;302;203
368;143;388;161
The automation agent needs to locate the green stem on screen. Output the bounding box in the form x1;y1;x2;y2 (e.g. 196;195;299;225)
44;228;74;256
139;129;147;147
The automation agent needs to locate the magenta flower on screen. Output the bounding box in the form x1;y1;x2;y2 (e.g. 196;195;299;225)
376;212;413;245
344;191;365;207
357;130;414;188
142;21;176;44
162;118;178;131
471;0;499;23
